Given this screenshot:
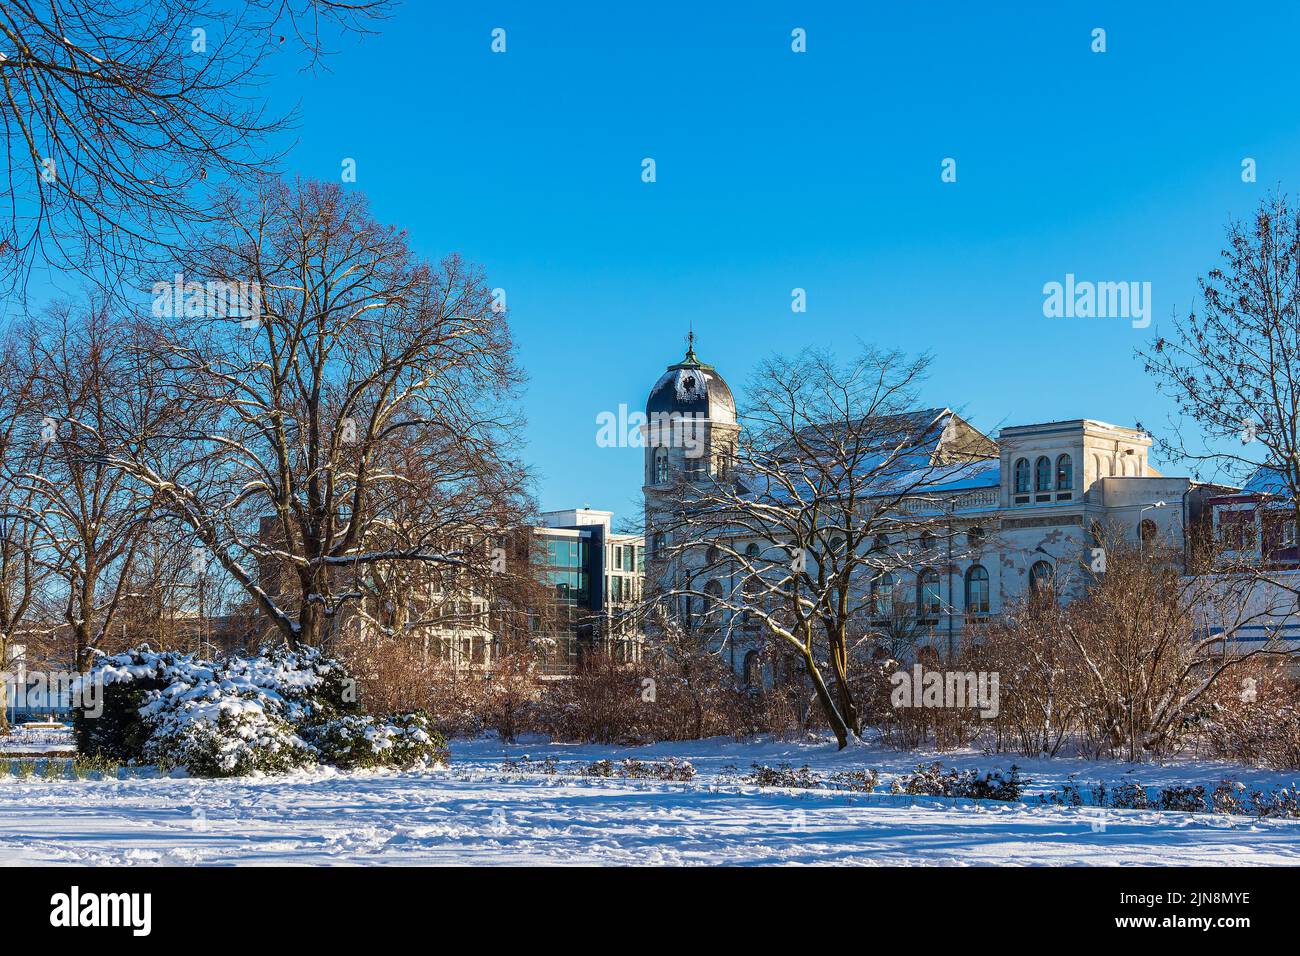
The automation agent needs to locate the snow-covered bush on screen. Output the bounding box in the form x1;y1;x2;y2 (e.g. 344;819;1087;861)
307;713;448;770
146;708;316;777
73;644;444;777
893;762;1025;802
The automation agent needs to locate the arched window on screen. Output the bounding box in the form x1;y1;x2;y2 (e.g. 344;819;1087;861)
917;568;941;615
967;525;984;548
654;449;669;485
965;565;990;614
743;650;761;688
1056;454;1073;491
703;579;724;624
871;572;895;616
745;542;760;558
1035;456;1052;492
1029;560;1055;597
872;533;889;553
706;545;721;566
828;536;845;555
1013;458;1030;494
919;531;936;553
1139;518;1158;547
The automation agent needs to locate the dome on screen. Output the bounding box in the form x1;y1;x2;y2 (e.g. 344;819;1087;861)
646;337;736;424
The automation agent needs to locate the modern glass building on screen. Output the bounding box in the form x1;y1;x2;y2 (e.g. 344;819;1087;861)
532;509;643;676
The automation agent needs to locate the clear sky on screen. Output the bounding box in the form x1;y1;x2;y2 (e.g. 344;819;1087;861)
256;1;1300;519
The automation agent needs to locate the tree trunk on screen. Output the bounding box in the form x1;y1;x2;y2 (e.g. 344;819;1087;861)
827;629;862;736
803;647;851;749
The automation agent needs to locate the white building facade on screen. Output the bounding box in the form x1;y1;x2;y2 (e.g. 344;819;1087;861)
641;344;1206;679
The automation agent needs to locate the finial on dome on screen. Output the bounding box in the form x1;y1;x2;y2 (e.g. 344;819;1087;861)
684;323;698;362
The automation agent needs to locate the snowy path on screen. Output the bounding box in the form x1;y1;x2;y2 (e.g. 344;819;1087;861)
1;736;1298;865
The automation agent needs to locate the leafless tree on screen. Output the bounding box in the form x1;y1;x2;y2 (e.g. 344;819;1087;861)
11;304;168;669
0;328;51;728
0;0;390;295
1141;193;1300;548
101;180;527;650
649;347;996;748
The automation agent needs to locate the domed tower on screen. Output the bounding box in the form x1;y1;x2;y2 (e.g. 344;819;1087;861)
642;333;740;570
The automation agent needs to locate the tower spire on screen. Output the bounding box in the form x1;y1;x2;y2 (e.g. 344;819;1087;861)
685;323;698;362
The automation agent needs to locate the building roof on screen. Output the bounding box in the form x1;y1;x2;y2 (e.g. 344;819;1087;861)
646;335;736;425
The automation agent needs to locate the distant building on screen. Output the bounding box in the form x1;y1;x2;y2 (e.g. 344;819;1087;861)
641;340;1222;682
253;509;644;678
532;509;644;675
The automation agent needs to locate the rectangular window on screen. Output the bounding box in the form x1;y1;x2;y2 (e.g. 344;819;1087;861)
1219;510;1257;551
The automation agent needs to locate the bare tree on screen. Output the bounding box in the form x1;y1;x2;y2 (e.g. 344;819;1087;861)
1141;193;1300;546
103;180;526;650
0;328;50;728
14;305;167;669
650;347;996;748
0;0;390;295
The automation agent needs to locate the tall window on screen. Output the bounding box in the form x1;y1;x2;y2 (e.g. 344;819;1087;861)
965;565;990;614
743;650;761;688
715;445;732;479
1056;454;1073;491
652;532;665;557
1034;456;1052;492
1029;560;1055;597
1013;458;1030;494
654;449;669;484
917;568;941;615
703;580;724;625
871;572;895;616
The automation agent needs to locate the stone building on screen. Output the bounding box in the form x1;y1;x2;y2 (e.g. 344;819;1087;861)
641;341;1215;680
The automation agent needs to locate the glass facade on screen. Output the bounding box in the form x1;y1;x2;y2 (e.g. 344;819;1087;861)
543;537;588;605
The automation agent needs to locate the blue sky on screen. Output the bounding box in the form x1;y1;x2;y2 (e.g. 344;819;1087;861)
262;3;1299;517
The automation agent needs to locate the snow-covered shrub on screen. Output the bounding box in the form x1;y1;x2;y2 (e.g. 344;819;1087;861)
145;708;315;777
1109;782;1150;809
72;647;188;760
826;768;878;793
573;758;696;781
307;712;448;770
1250;786;1300;819
1212;779;1248;815
501;755;560;774
893;762;1025;802
73;644;444;776
744;763;822;789
1156;785;1207;813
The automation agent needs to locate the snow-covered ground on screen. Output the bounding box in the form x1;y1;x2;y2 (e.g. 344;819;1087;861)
2;734;1299;866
